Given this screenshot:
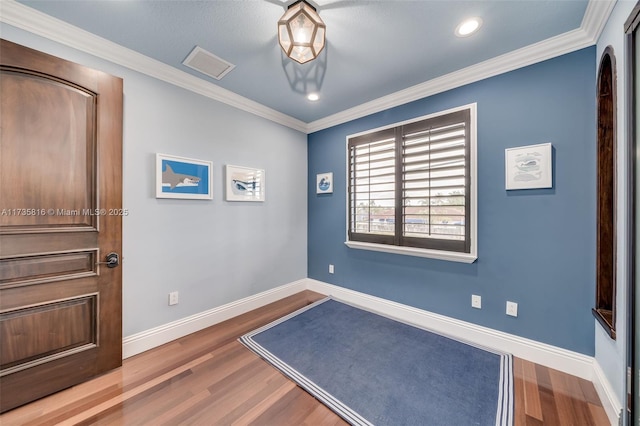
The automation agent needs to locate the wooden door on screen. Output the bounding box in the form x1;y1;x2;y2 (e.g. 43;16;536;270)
0;39;123;413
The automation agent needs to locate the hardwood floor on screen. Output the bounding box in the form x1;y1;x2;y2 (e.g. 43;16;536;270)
1;290;610;425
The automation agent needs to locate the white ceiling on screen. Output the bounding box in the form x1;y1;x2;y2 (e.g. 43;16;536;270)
4;0;614;133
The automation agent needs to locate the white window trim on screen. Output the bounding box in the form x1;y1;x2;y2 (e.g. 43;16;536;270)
344;241;477;263
344;103;478;263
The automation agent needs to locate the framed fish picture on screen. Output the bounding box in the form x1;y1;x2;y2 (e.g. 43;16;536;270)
505;143;552;190
225;165;265;202
156;153;213;199
316;172;333;194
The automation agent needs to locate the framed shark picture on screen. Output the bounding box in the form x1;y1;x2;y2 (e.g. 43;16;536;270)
156;153;213;199
225;165;265;202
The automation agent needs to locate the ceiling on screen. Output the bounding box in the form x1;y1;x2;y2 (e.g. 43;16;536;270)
6;1;612;132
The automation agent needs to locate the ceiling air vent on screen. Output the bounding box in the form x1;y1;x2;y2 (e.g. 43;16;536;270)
182;46;235;80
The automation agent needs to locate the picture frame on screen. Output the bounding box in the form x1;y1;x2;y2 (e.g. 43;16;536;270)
316;172;333;194
156;153;213;200
225;165;265;202
505;143;552;190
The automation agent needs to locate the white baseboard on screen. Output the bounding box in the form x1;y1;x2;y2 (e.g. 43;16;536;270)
122;279;307;358
305;278;619;425
121;277;620;425
593;359;623;426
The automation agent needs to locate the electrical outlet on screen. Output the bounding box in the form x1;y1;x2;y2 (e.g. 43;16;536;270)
329;264;334;274
471;295;481;309
169;291;179;306
506;301;518;317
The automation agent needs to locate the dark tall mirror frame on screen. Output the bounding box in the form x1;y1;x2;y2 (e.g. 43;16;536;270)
593;46;618;340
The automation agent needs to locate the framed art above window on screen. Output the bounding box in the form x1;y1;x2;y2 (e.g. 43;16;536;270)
345;104;477;263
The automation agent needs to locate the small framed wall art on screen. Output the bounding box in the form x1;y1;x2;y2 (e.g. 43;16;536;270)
316;172;333;194
505;143;552;190
156;153;213;199
225;165;265;202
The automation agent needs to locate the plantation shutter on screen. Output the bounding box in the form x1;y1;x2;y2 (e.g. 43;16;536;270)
348;128;396;245
402;109;470;252
348;108;471;253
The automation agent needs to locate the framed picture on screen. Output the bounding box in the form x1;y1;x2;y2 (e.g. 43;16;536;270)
156;153;213;199
225;165;265;202
316;172;333;194
505;143;552;190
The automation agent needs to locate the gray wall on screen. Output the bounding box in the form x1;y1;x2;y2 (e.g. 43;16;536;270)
1;24;309;337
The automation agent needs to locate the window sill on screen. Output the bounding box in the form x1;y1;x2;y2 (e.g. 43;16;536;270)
592;308;616;340
344;241;477;264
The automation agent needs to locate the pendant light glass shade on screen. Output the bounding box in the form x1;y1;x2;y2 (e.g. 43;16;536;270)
278;0;326;64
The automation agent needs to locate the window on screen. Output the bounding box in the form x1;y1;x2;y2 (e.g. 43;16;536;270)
346;104;477;263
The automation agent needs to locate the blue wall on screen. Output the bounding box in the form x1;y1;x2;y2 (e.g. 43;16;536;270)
308;47;596;355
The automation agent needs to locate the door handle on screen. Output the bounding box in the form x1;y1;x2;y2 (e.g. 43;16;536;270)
96;252;120;268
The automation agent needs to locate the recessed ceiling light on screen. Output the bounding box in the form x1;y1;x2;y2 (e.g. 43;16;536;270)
307;93;320;101
455;17;482;37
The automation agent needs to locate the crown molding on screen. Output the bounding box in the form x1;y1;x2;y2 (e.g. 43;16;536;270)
306;0;616;133
1;0;615;135
581;0;617;43
0;0;308;133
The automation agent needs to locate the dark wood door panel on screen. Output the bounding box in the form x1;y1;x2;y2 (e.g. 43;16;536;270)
0;276;98;313
1;70;97;232
0;39;122;413
0;232;98;257
1;294;97;369
0;250;98;287
0;350;98;414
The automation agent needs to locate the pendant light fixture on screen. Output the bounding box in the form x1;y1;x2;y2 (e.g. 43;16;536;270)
278;0;326;64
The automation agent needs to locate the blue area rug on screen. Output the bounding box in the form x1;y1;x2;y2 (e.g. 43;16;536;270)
240;297;513;426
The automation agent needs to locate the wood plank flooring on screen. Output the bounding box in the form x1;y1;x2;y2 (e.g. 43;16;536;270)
0;290;610;425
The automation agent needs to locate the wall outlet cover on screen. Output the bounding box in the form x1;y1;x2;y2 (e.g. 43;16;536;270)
471;295;481;309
